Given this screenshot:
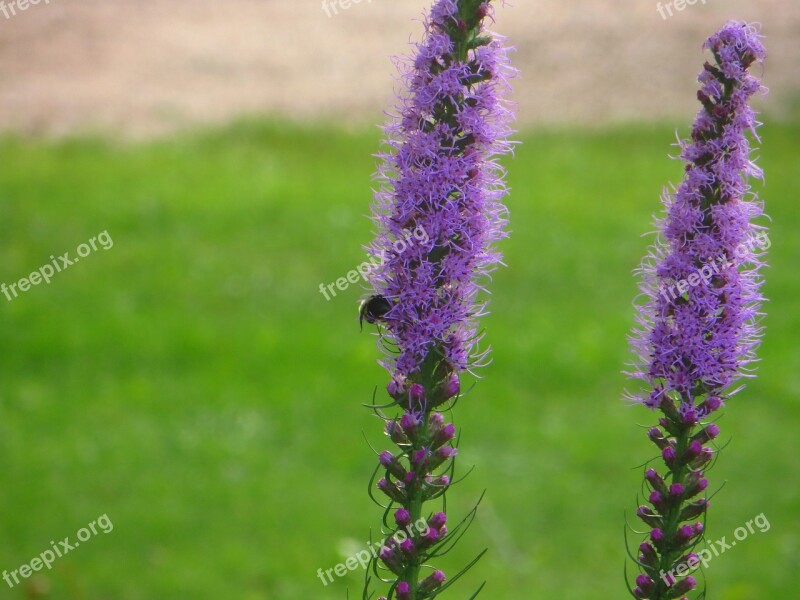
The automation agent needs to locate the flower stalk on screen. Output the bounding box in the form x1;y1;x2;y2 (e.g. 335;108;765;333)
361;1;515;598
626;22;767;600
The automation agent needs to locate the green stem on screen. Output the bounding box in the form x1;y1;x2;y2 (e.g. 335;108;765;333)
652;423;692;600
404;430;426;599
393;3;494;597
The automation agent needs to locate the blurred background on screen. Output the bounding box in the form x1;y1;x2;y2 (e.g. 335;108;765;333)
0;1;797;599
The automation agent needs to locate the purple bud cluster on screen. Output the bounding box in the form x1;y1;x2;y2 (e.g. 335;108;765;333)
375;404;458;598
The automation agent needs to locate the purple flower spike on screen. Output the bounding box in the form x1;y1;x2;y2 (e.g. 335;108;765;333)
626;21;767;600
361;1;515;598
364;0;515;381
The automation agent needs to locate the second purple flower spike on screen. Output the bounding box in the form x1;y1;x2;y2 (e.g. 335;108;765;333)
625;22;768;600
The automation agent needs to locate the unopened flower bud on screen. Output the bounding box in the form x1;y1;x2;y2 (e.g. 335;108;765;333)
396;581;412;600
648;491;666;512
429;512;447;529
691;446;714;468
379;546;402;575
692;423;720;444
667;576;697;597
684;440;703;461
429;412;445;430
680;499;709;520
650;528;664;545
662;445;677;467
645;468;667;493
399;538;415;556
419;569;446;594
385;420;409;445
377;478;405;504
400;412;420;442
394;508;412;528
669;483;685;500
648;427;669;450
635;574;654;591
639;542;658;567
428;445;457;470
637;505;662;528
674;524;695;545
379;451;407;479
432;423;456;449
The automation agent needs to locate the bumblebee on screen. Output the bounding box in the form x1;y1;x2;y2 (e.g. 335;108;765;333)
359;295;392;331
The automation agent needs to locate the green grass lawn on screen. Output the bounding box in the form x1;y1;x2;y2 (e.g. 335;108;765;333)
0;119;797;599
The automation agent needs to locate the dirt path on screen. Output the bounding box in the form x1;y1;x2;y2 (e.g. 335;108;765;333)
0;0;796;137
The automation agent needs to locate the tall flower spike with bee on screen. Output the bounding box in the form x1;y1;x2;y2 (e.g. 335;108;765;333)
360;0;515;598
625;22;767;600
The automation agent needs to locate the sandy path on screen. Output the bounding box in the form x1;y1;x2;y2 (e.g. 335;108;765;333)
0;0;797;137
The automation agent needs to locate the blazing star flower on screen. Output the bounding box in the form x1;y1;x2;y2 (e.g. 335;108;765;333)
626;22;767;600
362;0;515;597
